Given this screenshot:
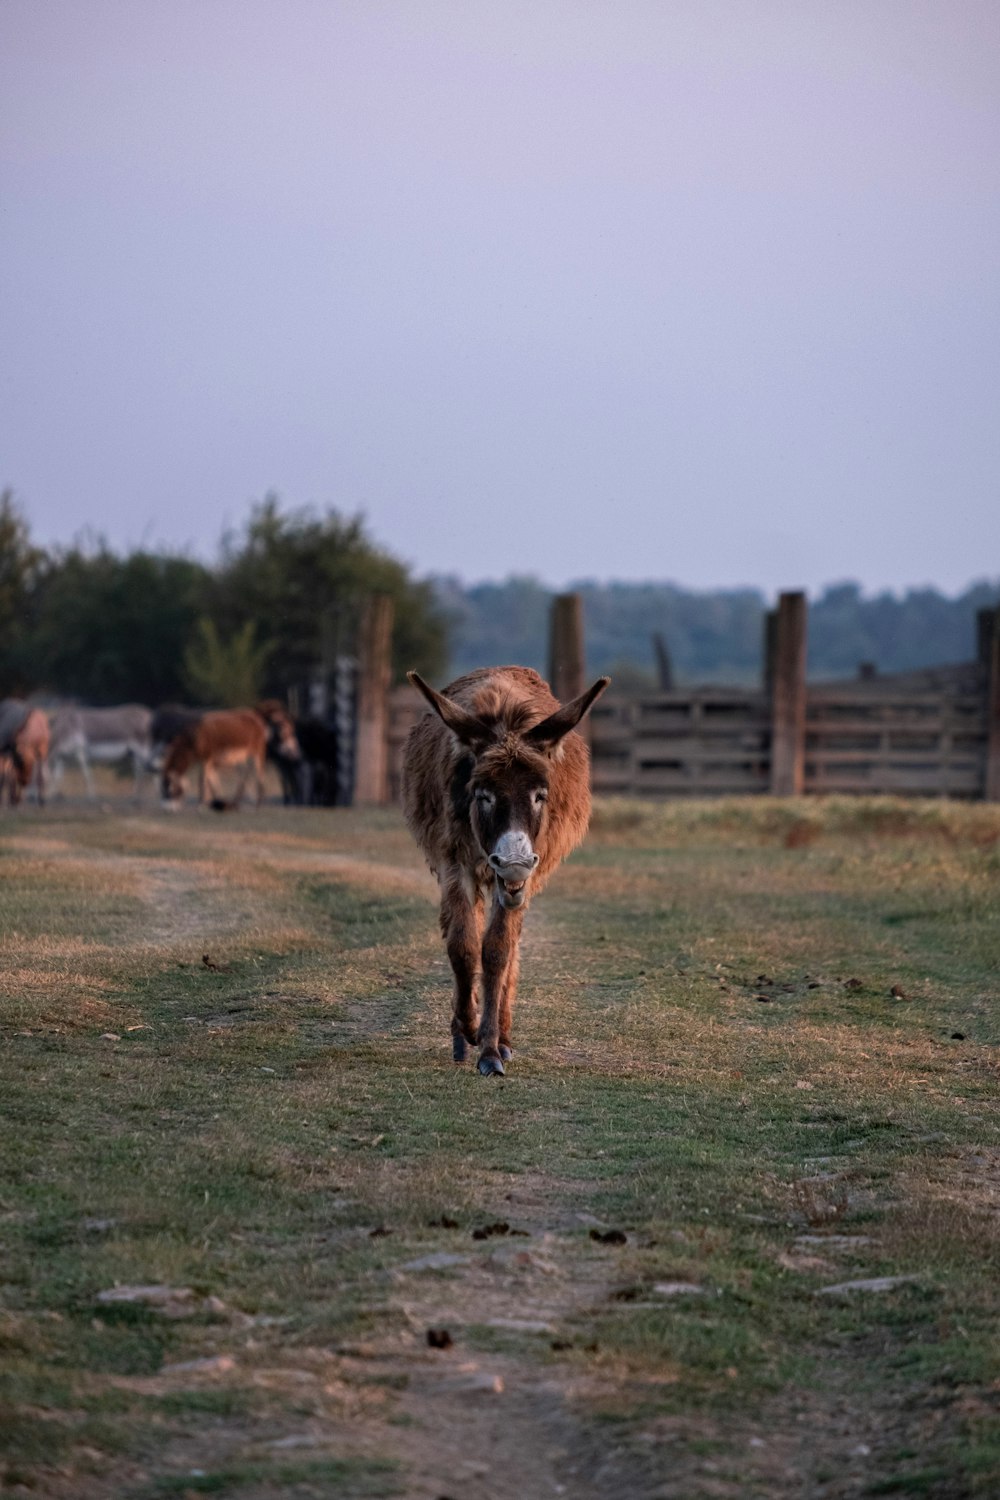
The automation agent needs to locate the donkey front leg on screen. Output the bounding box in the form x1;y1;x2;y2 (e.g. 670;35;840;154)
478;901;524;1076
497;941;520;1062
440;870;484;1062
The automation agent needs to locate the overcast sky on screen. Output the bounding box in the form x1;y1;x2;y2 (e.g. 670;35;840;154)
2;1;998;596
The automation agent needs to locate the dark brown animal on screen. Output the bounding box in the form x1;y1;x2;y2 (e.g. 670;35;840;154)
401;665;609;1076
161;701;300;808
268;716;341;805
0;703;50;806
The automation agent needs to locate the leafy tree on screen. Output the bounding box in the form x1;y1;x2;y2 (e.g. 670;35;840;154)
30;544;212;704
0;490;46;694
209;495;448;689
183;618;271;706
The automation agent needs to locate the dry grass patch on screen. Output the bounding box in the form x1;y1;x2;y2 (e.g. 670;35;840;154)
3;798;1000;1498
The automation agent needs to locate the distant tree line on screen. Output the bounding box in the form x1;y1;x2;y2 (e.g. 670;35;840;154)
2;488;995;705
0;491;448;705
436;575;1000;687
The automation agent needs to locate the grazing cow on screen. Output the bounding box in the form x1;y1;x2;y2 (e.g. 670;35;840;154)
49;704;153;799
0;701;50;806
401;665;609;1076
161;700;300;808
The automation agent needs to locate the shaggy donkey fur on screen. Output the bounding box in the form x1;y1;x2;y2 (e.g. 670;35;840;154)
401;665;609;1075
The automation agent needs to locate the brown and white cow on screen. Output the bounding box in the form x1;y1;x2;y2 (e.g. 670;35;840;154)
401;665;609;1075
161;701;300;808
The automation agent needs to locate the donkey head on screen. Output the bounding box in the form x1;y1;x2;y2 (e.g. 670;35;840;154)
255;701;302;762
408;672;610;910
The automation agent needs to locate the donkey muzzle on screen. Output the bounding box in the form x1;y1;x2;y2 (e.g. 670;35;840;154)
488;834;539;909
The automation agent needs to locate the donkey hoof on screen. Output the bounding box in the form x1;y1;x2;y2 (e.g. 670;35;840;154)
477;1054;505;1077
453;1035;470;1063
499;1044;513;1061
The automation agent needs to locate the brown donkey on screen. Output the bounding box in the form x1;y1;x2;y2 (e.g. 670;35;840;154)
161;701;300;808
402;665;609;1075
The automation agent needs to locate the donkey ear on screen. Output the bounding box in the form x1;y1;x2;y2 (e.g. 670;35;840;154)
408;672;492;748
525;677;611;751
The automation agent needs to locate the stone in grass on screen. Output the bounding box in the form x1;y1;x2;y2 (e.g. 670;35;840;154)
796;1234;872;1249
435;1363;504;1395
398;1251;470;1273
816;1276;918;1297
95;1285;228;1319
488;1244;559;1274
652;1282;705;1297
486;1317;557;1334
161;1355;237;1376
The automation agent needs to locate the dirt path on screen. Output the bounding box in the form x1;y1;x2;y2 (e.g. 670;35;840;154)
7;811;996;1498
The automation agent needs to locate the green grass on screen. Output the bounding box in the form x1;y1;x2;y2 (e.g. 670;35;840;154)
1;795;999;1497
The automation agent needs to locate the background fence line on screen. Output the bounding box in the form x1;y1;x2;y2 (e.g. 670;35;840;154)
381;593;1000;803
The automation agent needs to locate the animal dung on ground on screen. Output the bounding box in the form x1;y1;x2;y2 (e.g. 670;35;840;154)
589;1228;628;1245
844;977;864;991
428;1214;460;1229
890;984;908;999
369;1225;392;1238
471;1220;527;1240
426;1327;453;1349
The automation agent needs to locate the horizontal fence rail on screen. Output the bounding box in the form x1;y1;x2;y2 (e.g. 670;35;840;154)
804;678;989;798
588;691;771;797
388;661;996;802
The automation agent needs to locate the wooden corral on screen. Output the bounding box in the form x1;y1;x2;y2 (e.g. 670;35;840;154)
386;596;1000;803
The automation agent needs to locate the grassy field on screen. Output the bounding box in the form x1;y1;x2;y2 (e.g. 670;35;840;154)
1;792;999;1499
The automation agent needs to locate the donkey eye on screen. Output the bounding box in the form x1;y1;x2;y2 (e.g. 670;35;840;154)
533;788;548;805
474;788;495;807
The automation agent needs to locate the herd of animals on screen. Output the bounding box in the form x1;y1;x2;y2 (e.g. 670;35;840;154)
1;665;610;1076
0;698;329;809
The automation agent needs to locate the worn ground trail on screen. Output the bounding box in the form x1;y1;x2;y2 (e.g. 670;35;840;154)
6;808;995;1497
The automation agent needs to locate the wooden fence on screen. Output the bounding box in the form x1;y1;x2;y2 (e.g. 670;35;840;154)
803;663;993;798
389;671;994;801
587;688;770;797
378;594;1000;803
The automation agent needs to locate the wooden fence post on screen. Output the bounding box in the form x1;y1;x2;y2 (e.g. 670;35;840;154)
354;595;393;806
769;591;807;796
652;632;674;691
762;609;777;699
548;591;591;751
985;611;1000;802
548;593;585;704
